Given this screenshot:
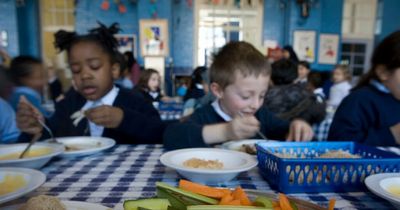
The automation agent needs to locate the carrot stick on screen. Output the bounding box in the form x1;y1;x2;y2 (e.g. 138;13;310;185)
227;199;242;206
232;186;252;206
219;193;234;205
328;198;336;210
178;180;228;199
278;193;294;210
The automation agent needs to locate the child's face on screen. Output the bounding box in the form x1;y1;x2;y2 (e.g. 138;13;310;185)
381;67;400;100
211;73;270;117
21;63;45;93
148;73;160;91
68;41;119;101
298;65;310;79
332;68;346;83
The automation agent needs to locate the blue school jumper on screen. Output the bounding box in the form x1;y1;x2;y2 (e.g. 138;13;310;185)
20;88;165;144
328;85;400;146
163;104;290;150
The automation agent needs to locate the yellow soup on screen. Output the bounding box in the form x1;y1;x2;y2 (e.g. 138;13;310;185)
387;185;400;197
0;174;27;196
0;148;52;160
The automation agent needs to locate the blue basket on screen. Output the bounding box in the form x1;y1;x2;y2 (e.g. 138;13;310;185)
256;141;400;193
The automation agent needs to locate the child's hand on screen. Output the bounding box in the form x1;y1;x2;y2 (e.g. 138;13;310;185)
85;105;123;128
286;119;314;142
16;96;43;135
227;115;260;140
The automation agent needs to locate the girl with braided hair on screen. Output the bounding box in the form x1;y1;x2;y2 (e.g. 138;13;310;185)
16;22;165;144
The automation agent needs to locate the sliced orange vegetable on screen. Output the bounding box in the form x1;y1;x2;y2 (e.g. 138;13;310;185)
219;193;234;205
328;198;336;210
271;200;280;208
278;193;294;210
274;207;282;210
227;199;242;206
232;186;253;206
178;180;228;199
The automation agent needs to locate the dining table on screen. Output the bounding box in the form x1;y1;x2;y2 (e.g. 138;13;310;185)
3;144;400;210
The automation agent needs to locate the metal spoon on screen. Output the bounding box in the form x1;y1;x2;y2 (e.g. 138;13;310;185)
36;118;58;143
19;133;41;159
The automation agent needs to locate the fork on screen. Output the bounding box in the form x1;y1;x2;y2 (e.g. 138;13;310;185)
36;118;58;143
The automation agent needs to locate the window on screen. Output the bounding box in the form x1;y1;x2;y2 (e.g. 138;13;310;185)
342;0;377;39
340;40;373;79
40;0;75;67
194;0;263;67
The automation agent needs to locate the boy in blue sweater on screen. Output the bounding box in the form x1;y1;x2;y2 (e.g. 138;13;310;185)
16;23;164;144
328;31;400;146
164;42;313;150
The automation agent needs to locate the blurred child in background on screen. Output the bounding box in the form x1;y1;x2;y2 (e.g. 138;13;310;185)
114;52;133;89
295;61;310;86
327;65;352;108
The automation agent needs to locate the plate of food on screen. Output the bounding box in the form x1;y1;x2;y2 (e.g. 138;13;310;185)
2;195;112;210
365;173;400;209
0;167;46;204
221;139;278;155
0;143;65;169
46;136;116;158
160;148;257;184
114;180;332;210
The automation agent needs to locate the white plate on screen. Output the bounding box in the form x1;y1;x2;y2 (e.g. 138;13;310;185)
365;173;400;209
0;143;65;169
2;200;111;210
114;189;324;210
46;136;116;158
221;139;278;151
0;167;46;204
160;148;257;184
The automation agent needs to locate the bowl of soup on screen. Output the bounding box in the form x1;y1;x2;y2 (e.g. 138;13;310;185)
0;143;64;169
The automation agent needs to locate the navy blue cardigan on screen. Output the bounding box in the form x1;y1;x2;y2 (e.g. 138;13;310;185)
163;104;290;150
328;85;400;146
21;88;165;144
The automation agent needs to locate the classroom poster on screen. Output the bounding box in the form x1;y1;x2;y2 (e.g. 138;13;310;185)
318;34;339;64
140;19;169;57
293;30;316;63
115;34;137;58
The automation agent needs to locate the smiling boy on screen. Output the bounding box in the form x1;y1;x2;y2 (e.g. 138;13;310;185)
164;41;313;150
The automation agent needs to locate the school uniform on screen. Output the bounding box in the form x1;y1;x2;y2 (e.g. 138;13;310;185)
327;81;352;108
21;86;165;144
163;100;290;150
9;86;51;117
0;97;20;143
328;82;400;146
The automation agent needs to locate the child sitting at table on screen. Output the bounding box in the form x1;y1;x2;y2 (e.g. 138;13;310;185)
328;30;400;146
163;41;313;150
327;65;352;109
16;22;165;144
133;69;171;105
7;56;51;117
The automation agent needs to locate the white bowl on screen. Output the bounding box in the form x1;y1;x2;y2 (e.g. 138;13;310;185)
0;167;46;204
160;148;257;184
45;136;116;158
365;173;400;209
0;143;64;169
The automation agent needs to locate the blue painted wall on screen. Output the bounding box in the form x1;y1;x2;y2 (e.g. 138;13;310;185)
376;0;400;44
17;0;41;57
0;0;19;58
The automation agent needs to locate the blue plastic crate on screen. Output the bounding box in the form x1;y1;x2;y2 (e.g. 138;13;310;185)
256;141;400;193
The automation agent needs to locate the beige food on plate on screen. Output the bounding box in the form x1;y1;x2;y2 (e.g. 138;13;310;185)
0;148;52;160
18;195;66;210
0;174;27;196
183;158;224;169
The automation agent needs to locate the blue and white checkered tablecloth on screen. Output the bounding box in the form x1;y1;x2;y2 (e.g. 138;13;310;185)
8;145;400;209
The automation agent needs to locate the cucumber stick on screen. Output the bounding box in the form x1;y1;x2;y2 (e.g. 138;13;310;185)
124;198;171;210
187;205;273;210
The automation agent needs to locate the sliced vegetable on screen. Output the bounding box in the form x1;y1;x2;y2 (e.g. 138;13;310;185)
253;196;273;208
328;198;336;210
278;193;293;210
123;198;170;210
187;205;273;210
178;180;230;199
232;186;252;206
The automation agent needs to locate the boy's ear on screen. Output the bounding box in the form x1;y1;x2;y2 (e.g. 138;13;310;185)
376;65;390;81
210;82;223;99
